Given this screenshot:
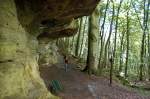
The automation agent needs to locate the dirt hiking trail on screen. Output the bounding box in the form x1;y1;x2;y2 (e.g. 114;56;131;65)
40;64;150;99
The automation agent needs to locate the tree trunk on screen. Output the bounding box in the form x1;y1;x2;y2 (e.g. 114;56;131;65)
79;17;88;57
109;1;115;85
140;33;145;81
0;1;57;99
139;0;147;81
71;35;75;55
119;31;125;73
75;18;83;56
125;11;130;78
112;0;123;69
148;34;150;80
103;1;115;68
145;0;150;81
84;4;100;73
99;0;109;68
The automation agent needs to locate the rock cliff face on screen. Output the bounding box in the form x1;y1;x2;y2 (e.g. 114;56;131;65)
38;39;60;66
0;0;100;99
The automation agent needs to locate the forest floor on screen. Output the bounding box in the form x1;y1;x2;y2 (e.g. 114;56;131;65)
40;64;150;99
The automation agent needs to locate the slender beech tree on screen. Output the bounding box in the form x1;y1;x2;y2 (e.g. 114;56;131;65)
118;28;125;73
75;18;83;56
109;0;115;85
104;1;115;68
99;0;110;68
112;0;123;68
139;0;147;81
146;0;150;80
131;0;147;80
79;17;88;57
125;11;130;78
148;33;150;80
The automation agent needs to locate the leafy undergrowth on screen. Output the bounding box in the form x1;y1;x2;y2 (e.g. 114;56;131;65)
127;81;150;97
130;86;150;97
40;64;150;99
96;68;150;97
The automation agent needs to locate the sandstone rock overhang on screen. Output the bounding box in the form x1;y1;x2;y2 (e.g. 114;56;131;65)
0;0;100;98
15;0;100;39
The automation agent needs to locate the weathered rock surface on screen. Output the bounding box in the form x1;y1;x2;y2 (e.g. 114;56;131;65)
0;0;100;99
38;38;60;66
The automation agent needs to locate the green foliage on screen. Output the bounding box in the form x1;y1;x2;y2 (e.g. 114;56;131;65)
62;0;150;84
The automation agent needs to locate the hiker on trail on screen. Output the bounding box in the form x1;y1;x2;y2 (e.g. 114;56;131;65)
64;55;68;72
